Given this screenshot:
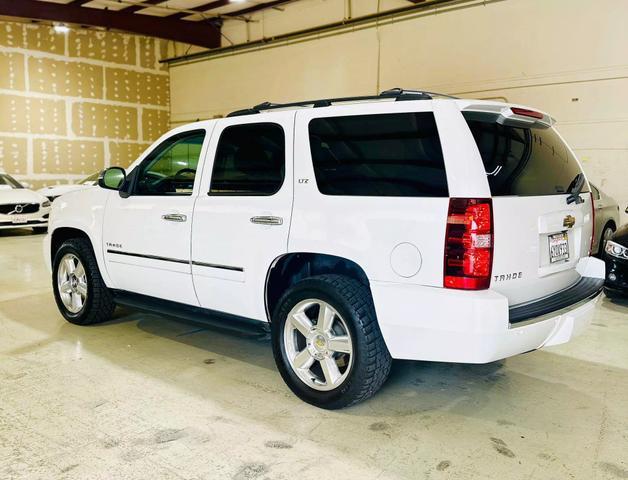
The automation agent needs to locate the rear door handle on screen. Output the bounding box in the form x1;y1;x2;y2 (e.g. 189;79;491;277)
162;213;187;222
250;215;283;226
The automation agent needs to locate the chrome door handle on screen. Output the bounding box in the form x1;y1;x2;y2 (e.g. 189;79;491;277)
162;213;187;222
250;215;283;226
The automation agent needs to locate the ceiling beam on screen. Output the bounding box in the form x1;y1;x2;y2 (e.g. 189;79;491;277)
0;0;221;49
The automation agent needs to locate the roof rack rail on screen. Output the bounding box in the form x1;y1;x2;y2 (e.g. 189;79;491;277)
227;88;456;117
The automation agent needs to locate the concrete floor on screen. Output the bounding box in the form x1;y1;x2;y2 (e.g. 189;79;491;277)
1;230;628;480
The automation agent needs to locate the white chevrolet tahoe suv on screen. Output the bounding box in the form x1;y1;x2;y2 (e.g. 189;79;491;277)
45;89;605;409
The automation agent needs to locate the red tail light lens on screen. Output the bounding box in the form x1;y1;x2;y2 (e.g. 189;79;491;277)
444;198;493;290
511;107;544;119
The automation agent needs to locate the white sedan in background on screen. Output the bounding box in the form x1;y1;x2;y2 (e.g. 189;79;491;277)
38;172;99;202
0;173;50;233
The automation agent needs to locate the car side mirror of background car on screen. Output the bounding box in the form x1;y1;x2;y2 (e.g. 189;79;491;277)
98;167;126;191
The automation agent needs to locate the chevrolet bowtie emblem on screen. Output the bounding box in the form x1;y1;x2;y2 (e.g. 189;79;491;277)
563;215;576;228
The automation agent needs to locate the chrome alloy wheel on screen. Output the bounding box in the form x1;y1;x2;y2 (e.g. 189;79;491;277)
283;299;354;391
57;253;88;314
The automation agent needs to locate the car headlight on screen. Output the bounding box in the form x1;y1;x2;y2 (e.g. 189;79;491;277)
42;200;51;208
605;240;628;260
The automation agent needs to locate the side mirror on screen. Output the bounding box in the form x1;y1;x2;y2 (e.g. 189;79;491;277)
625;205;627;214
98;167;126;191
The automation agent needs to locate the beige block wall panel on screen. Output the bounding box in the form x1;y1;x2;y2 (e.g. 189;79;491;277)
29;57;104;99
69;30;136;66
72;102;138;140
0;52;25;90
109;141;151;167
0;136;27;174
0;20;170;186
27;179;70;190
138;37;157;70
34;139;104;175
105;68;169;106
142;108;169;142
0;22;23;48
158;41;170;71
24;24;65;55
0;95;66;135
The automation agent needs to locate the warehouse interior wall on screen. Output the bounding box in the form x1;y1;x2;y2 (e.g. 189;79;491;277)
0;21;170;189
169;0;628;222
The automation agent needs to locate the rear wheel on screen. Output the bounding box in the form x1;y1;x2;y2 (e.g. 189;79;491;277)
52;237;115;325
271;274;392;409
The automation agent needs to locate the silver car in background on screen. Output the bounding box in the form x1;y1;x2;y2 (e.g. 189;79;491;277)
591;183;620;256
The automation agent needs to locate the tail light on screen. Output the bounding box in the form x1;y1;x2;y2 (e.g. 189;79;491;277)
510;107;544;119
444;198;493;290
589;191;595;255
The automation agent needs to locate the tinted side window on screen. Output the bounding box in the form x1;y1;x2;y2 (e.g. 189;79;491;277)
463;112;587;196
308;112;447;197
135;130;205;196
209;123;285;196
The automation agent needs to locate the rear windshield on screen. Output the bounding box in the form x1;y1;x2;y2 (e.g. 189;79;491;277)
308;112;448;197
463;112;587;196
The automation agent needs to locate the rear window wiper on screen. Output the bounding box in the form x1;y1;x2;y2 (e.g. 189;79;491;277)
566;173;585;205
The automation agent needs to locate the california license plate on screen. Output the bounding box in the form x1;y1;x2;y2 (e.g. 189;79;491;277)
549;232;569;263
11;215;28;224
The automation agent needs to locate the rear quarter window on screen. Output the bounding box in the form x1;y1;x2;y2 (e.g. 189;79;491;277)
463;111;586;196
308;112;448;197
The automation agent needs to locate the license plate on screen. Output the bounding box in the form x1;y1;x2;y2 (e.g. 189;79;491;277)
11;215;28;224
549;232;569;263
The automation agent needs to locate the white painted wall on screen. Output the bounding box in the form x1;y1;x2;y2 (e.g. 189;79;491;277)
170;0;628;222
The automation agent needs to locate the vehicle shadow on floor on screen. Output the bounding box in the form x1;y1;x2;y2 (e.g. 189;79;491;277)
0;228;45;238
604;295;628;309
4;292;621;433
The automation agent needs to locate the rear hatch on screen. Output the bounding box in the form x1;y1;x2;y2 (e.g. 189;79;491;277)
462;105;593;305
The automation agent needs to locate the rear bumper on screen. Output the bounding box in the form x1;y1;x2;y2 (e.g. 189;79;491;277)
371;257;605;363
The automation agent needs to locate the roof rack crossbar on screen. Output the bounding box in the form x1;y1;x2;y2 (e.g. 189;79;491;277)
227;88;455;117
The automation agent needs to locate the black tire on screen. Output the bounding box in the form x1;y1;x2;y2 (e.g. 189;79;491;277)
52;237;115;325
271;274;392;409
32;226;47;234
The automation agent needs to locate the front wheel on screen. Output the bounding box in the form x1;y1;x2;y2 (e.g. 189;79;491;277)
52;237;115;325
271;274;392;409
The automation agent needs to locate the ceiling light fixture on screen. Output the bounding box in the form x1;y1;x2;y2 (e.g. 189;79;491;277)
53;24;70;34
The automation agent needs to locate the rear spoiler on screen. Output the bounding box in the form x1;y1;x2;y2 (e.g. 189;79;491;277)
462;104;555;129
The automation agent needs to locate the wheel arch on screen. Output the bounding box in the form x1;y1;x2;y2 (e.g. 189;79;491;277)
49;226;112;287
50;227;92;259
603;219;617;231
265;252;371;322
